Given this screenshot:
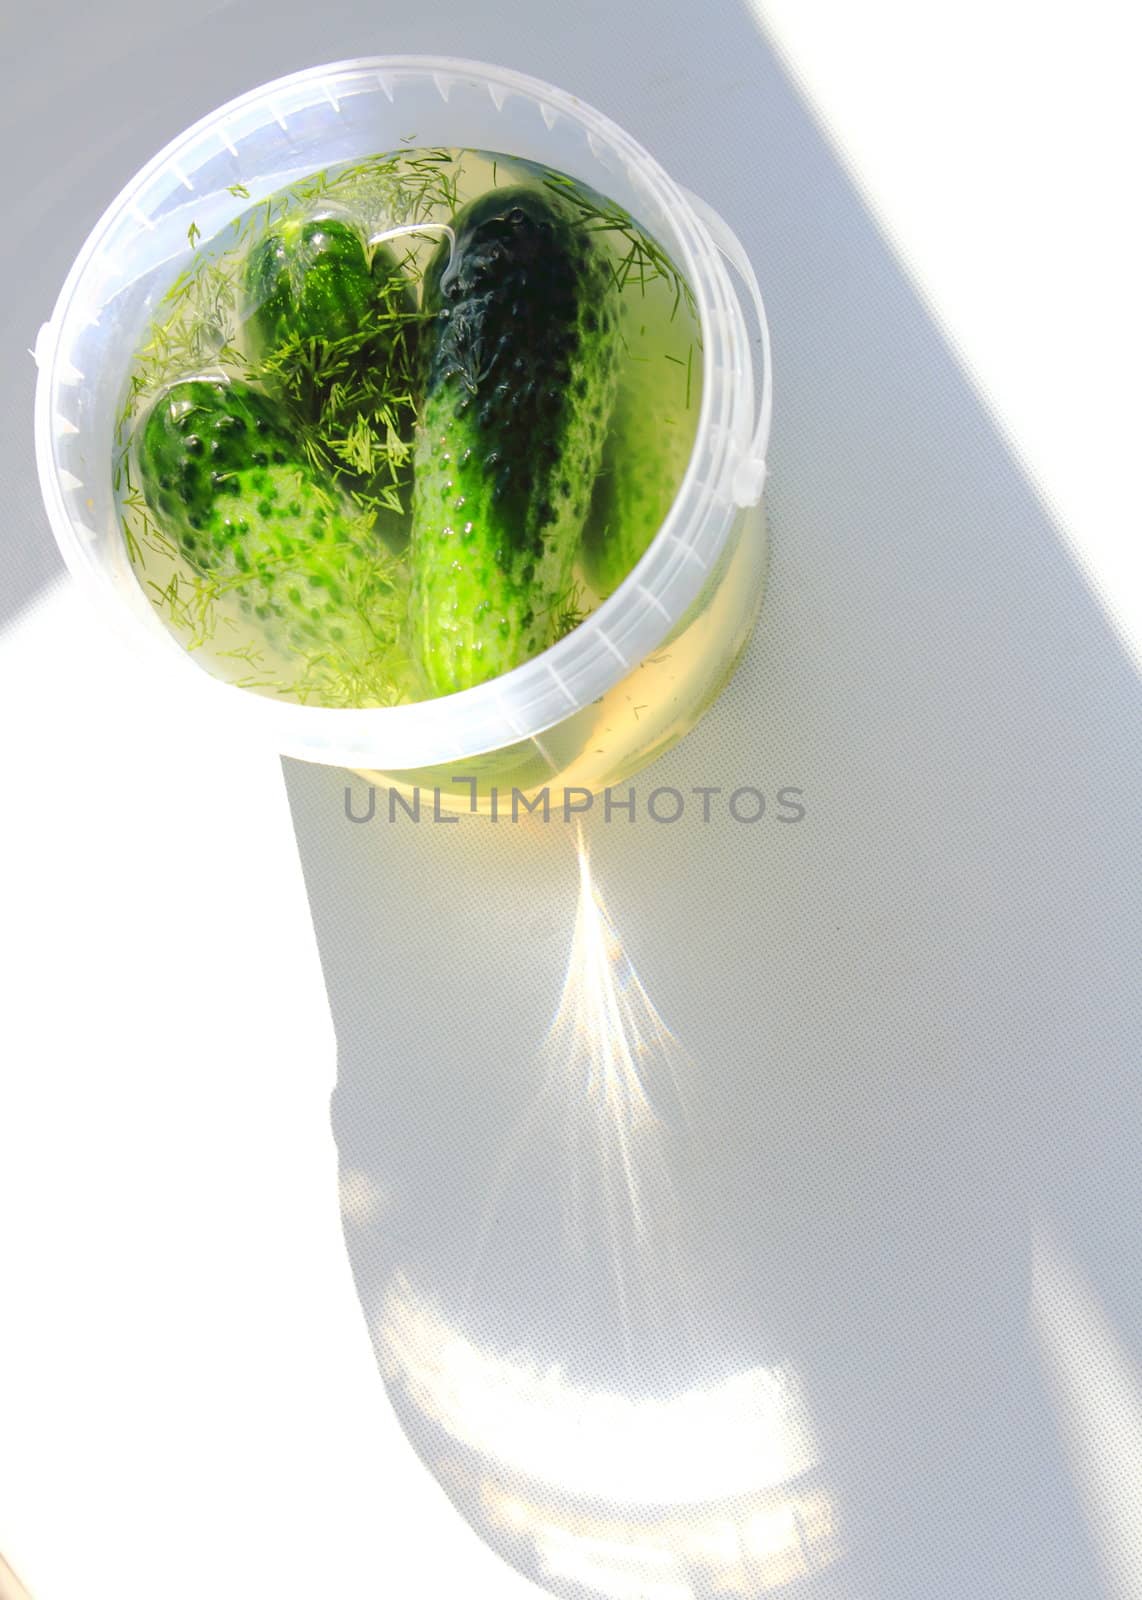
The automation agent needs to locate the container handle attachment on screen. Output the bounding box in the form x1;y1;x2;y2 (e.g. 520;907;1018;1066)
679;187;772;506
32;321;55;370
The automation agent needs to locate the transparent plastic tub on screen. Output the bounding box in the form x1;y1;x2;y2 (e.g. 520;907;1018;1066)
34;57;771;809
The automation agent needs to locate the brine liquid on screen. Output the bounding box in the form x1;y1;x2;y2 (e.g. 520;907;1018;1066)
363;497;769;813
115;148;704;706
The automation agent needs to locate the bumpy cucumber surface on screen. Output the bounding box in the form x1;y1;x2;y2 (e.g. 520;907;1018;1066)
244;215;419;503
246;216;381;359
409;185;621;694
138;378;405;698
582;355;698;600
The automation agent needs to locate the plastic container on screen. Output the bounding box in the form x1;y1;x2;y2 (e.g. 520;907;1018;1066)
34;57;771;808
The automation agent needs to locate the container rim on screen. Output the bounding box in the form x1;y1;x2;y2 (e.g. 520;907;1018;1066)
34;55;771;770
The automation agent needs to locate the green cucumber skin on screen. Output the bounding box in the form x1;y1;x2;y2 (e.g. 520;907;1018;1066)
246;216;380;361
138;378;398;666
581;370;696;600
409;186;620;695
244;216;419;505
245;215;416;377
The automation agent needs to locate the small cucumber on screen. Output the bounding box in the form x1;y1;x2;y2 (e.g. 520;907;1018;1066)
581;352;698;600
408;185;621;695
244;215;419;509
138;378;407;702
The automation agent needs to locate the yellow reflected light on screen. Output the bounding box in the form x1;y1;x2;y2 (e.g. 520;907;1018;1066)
381;1273;817;1504
371;839;841;1597
380;1275;841;1596
555;839;691;1136
537;836;700;1273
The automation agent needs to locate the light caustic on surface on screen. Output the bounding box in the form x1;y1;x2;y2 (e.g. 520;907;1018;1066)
358;838;840;1600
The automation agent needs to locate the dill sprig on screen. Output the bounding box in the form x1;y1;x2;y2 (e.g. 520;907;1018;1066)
293;146;461;230
551;579;587;642
542;170;698;325
255;272;426;515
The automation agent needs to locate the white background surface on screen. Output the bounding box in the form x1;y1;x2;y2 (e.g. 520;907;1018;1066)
1;3;1140;1598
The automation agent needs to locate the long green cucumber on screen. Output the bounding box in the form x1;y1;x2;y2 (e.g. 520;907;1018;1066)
408;185;620;694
